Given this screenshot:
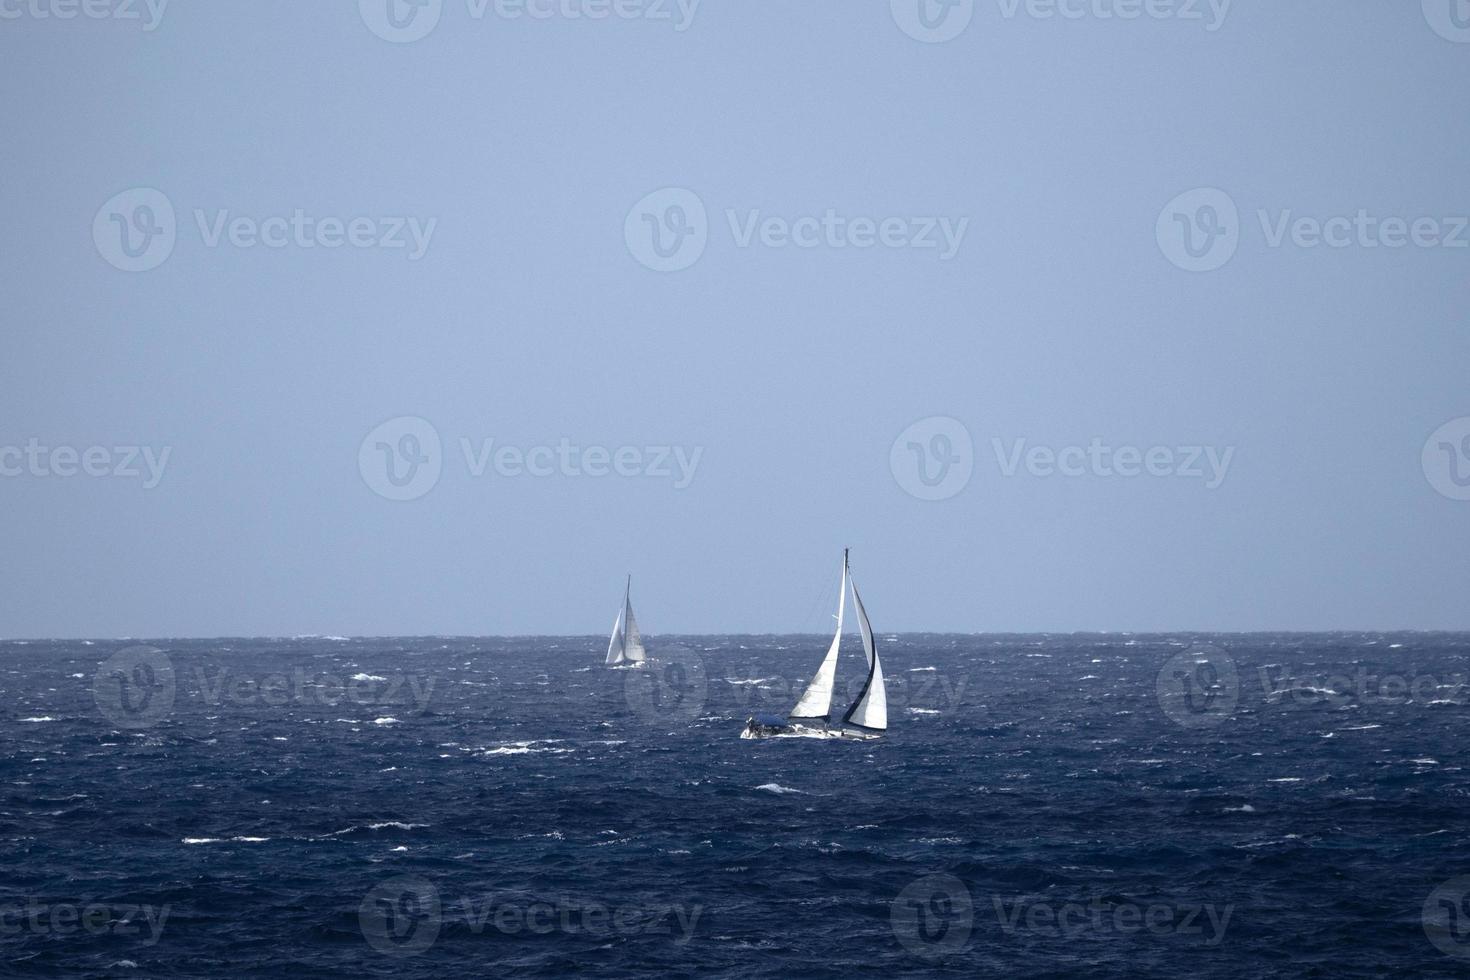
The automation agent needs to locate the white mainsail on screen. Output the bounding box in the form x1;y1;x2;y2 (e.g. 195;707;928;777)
622;582;646;663
606;576;646;666
840;577;887;731
789;557;848;720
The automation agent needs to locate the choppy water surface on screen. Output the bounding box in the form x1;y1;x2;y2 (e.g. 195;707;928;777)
3;633;1470;977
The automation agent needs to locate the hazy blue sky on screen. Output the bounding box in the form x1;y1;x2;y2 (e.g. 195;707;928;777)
2;1;1468;637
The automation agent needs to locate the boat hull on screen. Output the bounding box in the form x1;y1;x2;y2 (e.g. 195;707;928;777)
739;717;882;740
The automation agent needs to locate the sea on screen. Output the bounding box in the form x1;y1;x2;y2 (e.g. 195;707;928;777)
2;632;1469;978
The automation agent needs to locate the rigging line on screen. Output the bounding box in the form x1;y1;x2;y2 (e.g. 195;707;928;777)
797;564;837;635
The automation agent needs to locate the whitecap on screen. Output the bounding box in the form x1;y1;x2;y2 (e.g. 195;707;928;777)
366;821;427;831
18;717;57;723
182;838;221;845
372;717;400;726
755;783;805;795
352;673;387;682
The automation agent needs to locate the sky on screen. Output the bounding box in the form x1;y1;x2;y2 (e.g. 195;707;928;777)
2;0;1468;638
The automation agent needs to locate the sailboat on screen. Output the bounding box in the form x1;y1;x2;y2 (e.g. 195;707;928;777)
606;575;647;667
741;549;887;740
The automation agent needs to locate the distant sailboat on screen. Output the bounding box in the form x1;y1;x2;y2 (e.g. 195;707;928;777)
742;549;887;739
606;575;647;667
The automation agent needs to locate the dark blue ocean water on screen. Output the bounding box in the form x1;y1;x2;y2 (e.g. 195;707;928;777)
3;633;1470;978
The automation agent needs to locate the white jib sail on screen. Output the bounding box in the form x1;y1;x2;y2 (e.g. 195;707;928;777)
842;578;887;731
790;558;847;719
622;580;647;663
606;605;626;665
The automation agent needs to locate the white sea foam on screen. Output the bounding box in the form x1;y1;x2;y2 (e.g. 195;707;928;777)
367;821;427;831
352;673;387;682
478;740;575;756
755;783;805;795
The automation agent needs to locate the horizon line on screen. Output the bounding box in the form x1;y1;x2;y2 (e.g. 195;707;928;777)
5;628;1470;644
